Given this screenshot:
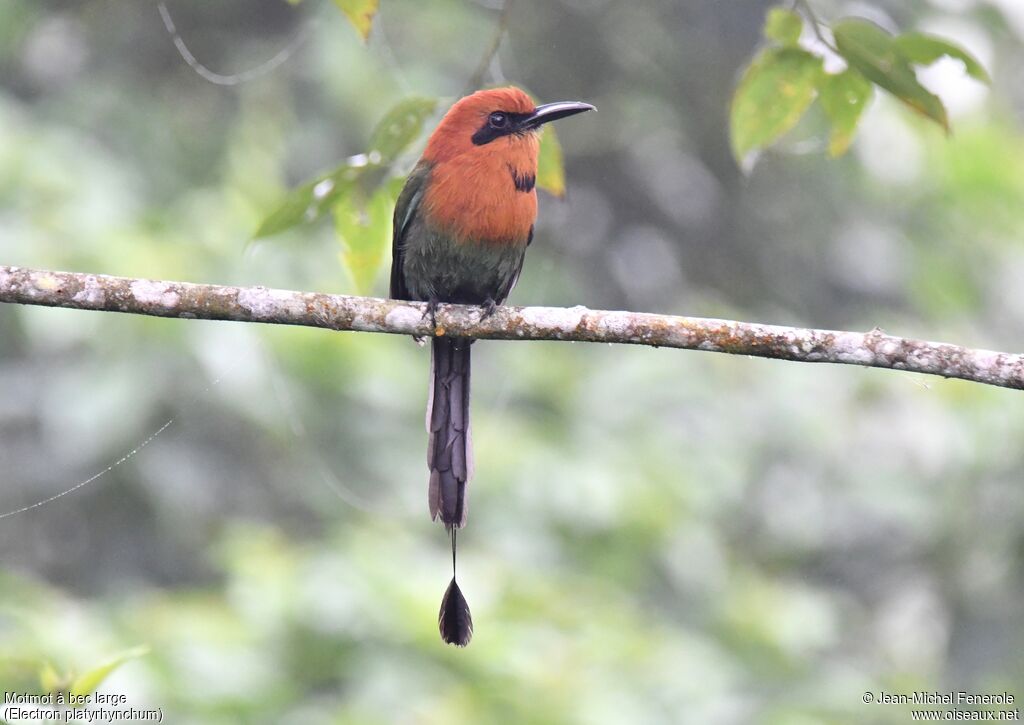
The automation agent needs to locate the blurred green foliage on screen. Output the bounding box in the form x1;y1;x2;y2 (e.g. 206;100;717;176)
732;4;990;165
1;1;1023;723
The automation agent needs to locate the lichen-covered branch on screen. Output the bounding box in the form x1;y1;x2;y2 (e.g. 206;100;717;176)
1;265;1021;390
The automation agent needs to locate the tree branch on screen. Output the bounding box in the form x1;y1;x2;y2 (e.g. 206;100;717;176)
1;265;1021;391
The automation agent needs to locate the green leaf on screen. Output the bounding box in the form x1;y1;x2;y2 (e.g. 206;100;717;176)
537;125;567;198
70;646;149;697
765;7;803;47
332;0;379;41
334;183;395;294
254;168;362;239
730;47;823;165
894;31;991;84
39;661;66;692
368;96;438;165
817;69;874;156
833;18;948;132
254;95;438;241
254;178;322;239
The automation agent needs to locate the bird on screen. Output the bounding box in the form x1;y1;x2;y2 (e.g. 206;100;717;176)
389;87;594;646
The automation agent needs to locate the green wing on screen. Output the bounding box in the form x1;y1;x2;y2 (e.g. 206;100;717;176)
389;162;432;300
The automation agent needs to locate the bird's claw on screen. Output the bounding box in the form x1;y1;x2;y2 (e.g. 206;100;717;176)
422;299;440;329
480;299;498;319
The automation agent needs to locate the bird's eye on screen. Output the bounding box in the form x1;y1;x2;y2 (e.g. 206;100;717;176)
489;112;508;129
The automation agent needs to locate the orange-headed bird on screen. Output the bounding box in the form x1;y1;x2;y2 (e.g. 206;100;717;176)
389;87;594;645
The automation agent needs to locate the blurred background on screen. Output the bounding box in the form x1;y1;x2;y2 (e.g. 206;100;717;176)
1;0;1022;722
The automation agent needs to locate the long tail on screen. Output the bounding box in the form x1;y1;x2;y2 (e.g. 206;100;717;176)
427;336;473;527
427;336;474;646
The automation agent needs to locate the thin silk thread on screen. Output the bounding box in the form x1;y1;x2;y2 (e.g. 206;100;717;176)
0;419;173;520
0;358;240;520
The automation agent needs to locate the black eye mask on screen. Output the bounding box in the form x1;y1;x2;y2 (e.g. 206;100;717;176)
471;111;533;146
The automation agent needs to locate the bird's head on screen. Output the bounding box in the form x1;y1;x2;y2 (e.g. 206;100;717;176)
424;87;594;165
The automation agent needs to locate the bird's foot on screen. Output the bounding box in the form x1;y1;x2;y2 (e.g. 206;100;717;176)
479;298;498;319
421;298;440;329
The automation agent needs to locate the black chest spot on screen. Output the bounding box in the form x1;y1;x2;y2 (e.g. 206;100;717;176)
507;164;536;193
